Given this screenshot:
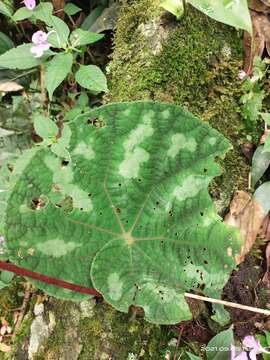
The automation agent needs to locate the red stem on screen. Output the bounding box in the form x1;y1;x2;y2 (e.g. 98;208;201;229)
0;261;101;297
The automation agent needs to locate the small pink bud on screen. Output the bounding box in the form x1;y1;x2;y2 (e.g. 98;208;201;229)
238;70;246;80
23;0;36;10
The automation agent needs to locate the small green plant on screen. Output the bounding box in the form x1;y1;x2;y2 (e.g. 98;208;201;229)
257;331;270;360
187;329;270;360
0;2;108;100
3;101;242;324
240;58;267;130
161;0;252;34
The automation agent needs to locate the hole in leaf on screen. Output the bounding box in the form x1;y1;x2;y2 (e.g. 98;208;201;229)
169;210;173;217
87;117;105;127
118;183;122;187
200;212;204;216
204;168;207;173
58;196;73;213
138;178;142;182
88;193;92;197
7;163;13;172
116;207;121;214
61;160;69;167
204;260;208;265
30;197;46;211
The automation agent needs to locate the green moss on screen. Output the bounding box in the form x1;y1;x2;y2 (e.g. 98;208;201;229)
78;303;170;359
109;0;250;212
31;300;170;359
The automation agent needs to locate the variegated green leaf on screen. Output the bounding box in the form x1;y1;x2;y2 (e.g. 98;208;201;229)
4;102;241;323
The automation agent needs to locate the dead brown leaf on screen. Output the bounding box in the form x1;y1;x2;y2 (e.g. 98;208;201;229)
261;0;270;6
260;215;270;240
0;81;23;93
259;128;270;145
52;0;65;19
262;242;270;295
249;0;270;13
244;10;270;74
225;190;266;264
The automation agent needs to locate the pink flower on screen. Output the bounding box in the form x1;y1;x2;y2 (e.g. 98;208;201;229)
23;0;36;10
230;345;248;360
243;336;270;360
30;30;50;58
238;70;247;81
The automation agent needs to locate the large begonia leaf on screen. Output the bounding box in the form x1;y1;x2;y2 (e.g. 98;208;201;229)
4;102;242;324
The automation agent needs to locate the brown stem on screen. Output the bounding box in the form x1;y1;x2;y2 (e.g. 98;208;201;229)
40;64;47;106
0;261;100;297
12;283;32;338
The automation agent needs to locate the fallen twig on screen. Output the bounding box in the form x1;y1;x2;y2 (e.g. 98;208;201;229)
184;293;270;316
12;283;32;339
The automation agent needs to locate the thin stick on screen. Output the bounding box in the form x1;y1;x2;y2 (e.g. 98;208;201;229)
184;293;270;316
12;283;31;338
40;64;47;106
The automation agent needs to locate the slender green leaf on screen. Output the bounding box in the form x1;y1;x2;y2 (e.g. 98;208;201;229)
206;326;234;360
45;52;73;100
0;270;13;283
81;5;105;30
77;92;88;107
260;112;270;126
161;0;184;19
51;123;71;158
0;44;51;70
251;145;270;187
75;64;108;93
46;15;70;47
211;303;230;326
12;7;32;21
33;115;58;140
0;32;14;55
187;0;252;34
33;2;53;23
0;1;12;17
186;352;202;360
264;135;270;153
254;182;270;213
64;3;81;16
70;28;104;47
